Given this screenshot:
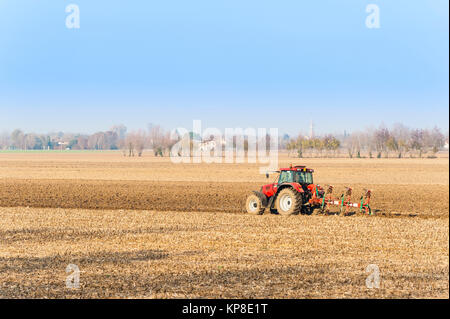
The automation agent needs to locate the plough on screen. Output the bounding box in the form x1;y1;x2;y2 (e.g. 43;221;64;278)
318;185;372;215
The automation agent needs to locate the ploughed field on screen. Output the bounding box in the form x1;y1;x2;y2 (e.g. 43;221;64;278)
0;180;448;218
0;152;448;298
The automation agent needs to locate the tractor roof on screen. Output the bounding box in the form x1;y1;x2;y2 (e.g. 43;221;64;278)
280;165;314;173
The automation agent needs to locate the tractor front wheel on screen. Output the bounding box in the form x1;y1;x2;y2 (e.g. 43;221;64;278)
245;194;265;215
276;188;303;215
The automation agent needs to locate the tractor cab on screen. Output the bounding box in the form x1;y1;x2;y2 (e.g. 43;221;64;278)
278;166;314;185
261;165;314;197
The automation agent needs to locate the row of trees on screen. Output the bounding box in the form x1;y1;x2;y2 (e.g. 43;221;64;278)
286;135;341;158
1;128;124;151
0;123;448;158
122;125;174;157
340;125;447;158
0;124;175;157
284;124;448;158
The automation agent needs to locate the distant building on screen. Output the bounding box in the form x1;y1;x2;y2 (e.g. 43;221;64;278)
57;141;69;150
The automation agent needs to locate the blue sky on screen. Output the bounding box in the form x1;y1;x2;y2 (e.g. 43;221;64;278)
0;1;448;135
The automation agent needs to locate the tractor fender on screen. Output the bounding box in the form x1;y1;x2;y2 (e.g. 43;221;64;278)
277;182;304;193
252;191;268;207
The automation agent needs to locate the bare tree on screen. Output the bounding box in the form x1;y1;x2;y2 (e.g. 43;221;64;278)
126;130;147;157
410;129;424;158
427;126;445;155
87;132;105;150
374;126;390;158
386;136;398;158
25;133;39;150
123;135;135;157
391;123;410;158
343;133;360;158
135;130;147;156
11;129;24;149
0;131;10;150
148;124;165;156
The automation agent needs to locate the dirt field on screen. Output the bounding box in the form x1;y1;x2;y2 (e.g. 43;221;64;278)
0;152;448;298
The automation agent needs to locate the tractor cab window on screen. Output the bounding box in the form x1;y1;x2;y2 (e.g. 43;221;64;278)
278;171;294;184
294;171;313;184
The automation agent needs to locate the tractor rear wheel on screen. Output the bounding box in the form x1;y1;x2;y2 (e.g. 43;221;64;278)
245;194;265;215
276;188;303;215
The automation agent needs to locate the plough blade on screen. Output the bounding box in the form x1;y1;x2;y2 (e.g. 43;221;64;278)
319;185;373;215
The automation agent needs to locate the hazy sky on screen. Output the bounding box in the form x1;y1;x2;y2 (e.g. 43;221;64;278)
0;1;448;135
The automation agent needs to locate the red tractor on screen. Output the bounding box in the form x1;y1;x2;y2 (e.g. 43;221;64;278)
245;165;372;216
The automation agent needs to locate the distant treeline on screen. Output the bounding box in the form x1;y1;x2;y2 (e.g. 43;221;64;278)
1;123;448;158
285;124;448;158
0;124;174;157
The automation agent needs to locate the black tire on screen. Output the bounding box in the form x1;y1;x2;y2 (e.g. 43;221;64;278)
245;194;265;215
276;188;303;215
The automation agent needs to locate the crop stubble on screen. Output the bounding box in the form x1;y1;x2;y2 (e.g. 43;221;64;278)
0;153;448;298
0;207;448;298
